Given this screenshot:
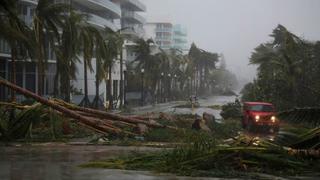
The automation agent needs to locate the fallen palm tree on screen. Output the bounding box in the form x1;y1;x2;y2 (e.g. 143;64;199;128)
0;78;177;138
81;129;320;178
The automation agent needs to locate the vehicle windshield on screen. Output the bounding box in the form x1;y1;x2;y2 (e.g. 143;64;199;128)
249;105;274;112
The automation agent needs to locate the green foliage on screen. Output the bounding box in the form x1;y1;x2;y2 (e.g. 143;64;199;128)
277;108;320;128
220;101;242;120
82;128;320;178
0;104;92;141
241;25;320;110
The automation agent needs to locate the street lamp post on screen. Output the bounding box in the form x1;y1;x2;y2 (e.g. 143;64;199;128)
141;68;144;106
188;76;191;97
160;72;164;103
168;73;171;101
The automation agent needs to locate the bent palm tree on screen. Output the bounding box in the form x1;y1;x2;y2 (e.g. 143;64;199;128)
54;11;83;102
32;0;69;96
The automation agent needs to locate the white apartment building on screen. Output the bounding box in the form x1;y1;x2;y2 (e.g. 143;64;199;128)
0;0;146;107
71;0;146;106
144;22;188;53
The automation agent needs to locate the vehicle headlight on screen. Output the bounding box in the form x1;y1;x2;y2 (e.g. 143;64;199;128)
255;115;260;122
271;116;276;123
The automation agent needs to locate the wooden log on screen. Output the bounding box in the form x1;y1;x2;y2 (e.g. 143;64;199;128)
76;111;137;129
53;99;178;130
0;79;127;136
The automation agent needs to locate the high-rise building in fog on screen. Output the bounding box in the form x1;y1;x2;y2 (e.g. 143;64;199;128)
144;22;188;52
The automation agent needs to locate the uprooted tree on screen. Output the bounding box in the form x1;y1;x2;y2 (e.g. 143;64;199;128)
0;78;177;138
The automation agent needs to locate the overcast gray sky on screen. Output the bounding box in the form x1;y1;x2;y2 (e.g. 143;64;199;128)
140;0;320;84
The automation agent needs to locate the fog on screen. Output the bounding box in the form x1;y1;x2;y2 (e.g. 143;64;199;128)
140;0;320;85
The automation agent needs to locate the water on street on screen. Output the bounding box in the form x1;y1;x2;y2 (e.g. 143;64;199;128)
0;95;237;180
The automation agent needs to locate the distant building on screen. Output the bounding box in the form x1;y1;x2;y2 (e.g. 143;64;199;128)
144;22;188;52
172;24;188;52
118;0;147;63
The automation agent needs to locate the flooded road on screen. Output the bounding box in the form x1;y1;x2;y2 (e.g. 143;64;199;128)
0;95;237;180
134;95;237;119
0;145;220;180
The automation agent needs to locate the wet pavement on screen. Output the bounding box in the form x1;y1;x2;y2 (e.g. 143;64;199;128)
134;95;237;119
0;95;238;180
0;145;224;180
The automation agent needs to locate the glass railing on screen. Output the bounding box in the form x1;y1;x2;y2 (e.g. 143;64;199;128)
122;11;146;24
155;27;172;33
88;0;121;17
155;36;172;41
126;0;146;11
20;0;38;4
87;13;117;31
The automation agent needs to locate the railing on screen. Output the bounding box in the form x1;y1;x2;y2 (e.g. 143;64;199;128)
122;11;146;24
20;0;38;4
155;27;172;33
87;14;118;31
88;0;121;17
125;0;146;11
155;36;172;41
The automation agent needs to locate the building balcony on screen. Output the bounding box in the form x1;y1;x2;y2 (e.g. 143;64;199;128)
87;14;118;31
121;0;146;12
174;38;188;43
160;45;172;50
74;0;121;19
121;27;144;38
122;11;146;24
20;0;38;5
155;36;172;41
155;27;172;33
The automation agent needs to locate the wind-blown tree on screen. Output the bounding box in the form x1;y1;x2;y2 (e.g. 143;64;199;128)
132;38;155;98
0;0;33;102
201;50;219;91
54;11;83;102
242;24;320;110
104;28;126;109
103;31;119;109
188;43;202;93
78;25;99;107
188;43;219;95
32;0;69;96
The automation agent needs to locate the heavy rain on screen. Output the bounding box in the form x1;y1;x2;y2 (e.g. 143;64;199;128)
0;0;320;179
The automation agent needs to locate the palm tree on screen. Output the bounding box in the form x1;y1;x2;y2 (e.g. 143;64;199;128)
103;32;119;109
78;25;98;107
32;0;69;96
54;11;83;102
0;0;33;102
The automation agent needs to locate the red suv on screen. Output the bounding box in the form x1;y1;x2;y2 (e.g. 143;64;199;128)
242;102;279;132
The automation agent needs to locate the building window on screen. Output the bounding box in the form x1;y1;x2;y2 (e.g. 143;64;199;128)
45;63;56;95
25;62;36;93
0;60;7;100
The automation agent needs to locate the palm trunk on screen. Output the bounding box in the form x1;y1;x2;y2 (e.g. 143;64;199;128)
83;58;89;107
36;24;45;96
65;75;71;102
119;51;124;108
10;44;17;102
53;59;60;98
94;59;100;108
108;65;113;109
0;78;125;135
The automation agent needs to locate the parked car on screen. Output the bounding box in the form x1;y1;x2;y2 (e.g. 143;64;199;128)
242;102;279;132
